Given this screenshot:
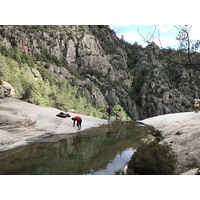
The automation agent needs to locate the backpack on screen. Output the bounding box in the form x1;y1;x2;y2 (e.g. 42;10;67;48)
56;112;71;118
65;113;71;117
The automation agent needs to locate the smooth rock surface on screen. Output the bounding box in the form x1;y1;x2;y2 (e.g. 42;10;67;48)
141;112;200;174
0;98;108;152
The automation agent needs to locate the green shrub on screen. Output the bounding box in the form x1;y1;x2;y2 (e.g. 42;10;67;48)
149;129;164;142
127;141;177;175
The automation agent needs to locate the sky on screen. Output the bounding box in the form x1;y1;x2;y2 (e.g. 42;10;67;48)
109;25;200;49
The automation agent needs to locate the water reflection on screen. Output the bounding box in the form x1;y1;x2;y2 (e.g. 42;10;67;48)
0;121;153;175
85;148;135;175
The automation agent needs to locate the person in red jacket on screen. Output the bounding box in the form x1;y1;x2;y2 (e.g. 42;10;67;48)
71;116;82;130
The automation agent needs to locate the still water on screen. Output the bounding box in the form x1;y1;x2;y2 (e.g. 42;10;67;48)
0;121;153;175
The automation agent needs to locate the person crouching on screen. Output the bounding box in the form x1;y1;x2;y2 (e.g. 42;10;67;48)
71;116;82;130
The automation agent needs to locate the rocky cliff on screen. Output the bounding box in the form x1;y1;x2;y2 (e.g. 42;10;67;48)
0;25;199;120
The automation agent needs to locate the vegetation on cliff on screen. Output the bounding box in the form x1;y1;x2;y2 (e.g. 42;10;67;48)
0;41;130;120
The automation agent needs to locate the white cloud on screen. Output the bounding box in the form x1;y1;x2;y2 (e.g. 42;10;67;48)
112;25;200;49
115;30;144;44
155;36;180;49
189;26;200;41
156;25;171;34
114;26;179;48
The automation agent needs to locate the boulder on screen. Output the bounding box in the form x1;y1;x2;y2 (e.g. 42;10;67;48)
1;81;15;97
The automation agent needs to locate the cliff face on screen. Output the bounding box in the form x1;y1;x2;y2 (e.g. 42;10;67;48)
0;25;199;119
131;43;197;119
0;25;138;119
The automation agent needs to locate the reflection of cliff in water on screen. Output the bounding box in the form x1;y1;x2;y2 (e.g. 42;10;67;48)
0;122;153;175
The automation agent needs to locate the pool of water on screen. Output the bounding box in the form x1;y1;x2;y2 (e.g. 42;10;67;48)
0;121;153;175
84;147;135;175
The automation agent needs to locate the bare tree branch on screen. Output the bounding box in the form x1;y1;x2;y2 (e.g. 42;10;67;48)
137;25;200;66
156;28;163;49
138;26;157;45
138;28;150;44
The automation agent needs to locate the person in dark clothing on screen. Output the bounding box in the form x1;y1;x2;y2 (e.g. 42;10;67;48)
106;106;112;122
71;116;82;130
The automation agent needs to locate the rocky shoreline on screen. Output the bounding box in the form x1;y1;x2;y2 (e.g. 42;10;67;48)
141;112;200;175
0;97;108;152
